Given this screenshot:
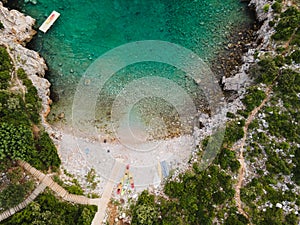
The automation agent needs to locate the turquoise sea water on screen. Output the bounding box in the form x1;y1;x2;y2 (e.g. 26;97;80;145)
19;0;253;138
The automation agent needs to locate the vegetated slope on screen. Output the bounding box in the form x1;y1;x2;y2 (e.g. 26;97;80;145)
129;4;300;225
0;46;96;225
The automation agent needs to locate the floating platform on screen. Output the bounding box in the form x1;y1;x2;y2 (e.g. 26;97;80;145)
39;11;60;33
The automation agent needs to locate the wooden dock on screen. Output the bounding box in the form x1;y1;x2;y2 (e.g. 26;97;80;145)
39;11;60;33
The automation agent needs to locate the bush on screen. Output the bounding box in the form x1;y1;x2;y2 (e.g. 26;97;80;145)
132;191;158;225
0;122;35;161
0;46;12;72
2;191;97;225
268;20;276;27
0;21;4;29
0;182;33;210
0;70;10;89
242;87;266;113
272;7;300;41
291;50;300;63
17;68;41;124
272;2;282;13
263;4;270;13
223;121;244;147
252;58;279;84
32;131;61;171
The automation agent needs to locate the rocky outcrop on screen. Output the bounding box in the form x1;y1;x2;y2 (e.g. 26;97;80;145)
222;0;276;92
0;2;51;124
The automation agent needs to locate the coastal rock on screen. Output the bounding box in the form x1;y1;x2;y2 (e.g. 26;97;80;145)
0;2;51;125
222;0;276;92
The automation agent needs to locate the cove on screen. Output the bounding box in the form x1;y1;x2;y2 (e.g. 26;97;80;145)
18;0;254;138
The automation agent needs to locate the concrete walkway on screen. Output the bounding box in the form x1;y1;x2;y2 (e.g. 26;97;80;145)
91;159;123;225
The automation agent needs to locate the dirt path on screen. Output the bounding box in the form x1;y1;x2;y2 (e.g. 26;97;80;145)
4;44;27;101
234;87;271;221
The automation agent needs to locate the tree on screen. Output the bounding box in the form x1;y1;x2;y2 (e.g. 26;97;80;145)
133;204;158;225
0;122;34;161
0;184;27;209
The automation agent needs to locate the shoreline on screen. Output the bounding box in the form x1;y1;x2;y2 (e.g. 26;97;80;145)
0;0;266;188
1;0;296;224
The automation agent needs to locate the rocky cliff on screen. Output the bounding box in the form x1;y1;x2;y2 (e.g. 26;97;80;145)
0;2;51;124
222;0;276;91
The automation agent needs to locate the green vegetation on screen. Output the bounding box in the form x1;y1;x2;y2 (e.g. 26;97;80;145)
0;21;4;29
272;7;300;42
85;168;98;190
0;182;34;210
0;123;34;161
131;191;158;225
17;68;41;124
0;44;62;215
251;57;279;84
263;4;270;13
0;46;12;90
242;87;266;114
223;120;244;147
240;30;299;223
291;49;300;63
1;190;97;225
272;2;282;14
131;163;238;225
0;163;35;212
33;131;61;171
0;47;60;172
53;175;84;195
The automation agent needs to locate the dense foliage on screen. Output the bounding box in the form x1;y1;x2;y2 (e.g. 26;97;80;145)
1;191;97;225
272;6;300;42
0;123;34;161
131;126;244;224
33;131;61;171
0;46;12;89
0;47;60;172
0;162;35;212
130;4;300;221
240;55;299;223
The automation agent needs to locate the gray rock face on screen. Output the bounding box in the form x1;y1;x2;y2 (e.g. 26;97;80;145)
0;2;51;123
222;0;276;92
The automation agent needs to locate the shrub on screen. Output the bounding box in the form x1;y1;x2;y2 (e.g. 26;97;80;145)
17;68;41;124
263;4;270;13
0;46;12;72
272;7;300;41
0;122;35;161
223;121;244;147
253;58;279;84
0;21;4;29
32;131;61;171
242;87;266;113
2;192;97;225
0;183;31;210
272;2;282;13
291;50;300;63
268;20;276;27
0;70;10;89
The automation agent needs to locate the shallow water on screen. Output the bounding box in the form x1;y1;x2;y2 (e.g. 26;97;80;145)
20;0;253;139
